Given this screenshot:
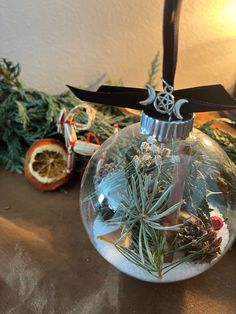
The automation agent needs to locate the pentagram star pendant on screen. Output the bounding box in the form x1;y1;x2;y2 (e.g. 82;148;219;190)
154;91;175;115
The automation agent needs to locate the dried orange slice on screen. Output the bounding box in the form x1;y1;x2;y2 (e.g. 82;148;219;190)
24;138;72;191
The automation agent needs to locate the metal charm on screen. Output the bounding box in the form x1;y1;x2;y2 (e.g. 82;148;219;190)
139;80;188;120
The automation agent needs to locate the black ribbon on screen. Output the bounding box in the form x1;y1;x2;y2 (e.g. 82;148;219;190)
67;0;236;119
68;84;236;120
162;0;182;88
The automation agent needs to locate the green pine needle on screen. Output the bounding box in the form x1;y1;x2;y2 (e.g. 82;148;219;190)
16;101;29;128
145;52;159;88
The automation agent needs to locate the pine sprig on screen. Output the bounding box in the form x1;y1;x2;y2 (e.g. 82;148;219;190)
0;58;21;88
145;52;159;88
94;163;182;278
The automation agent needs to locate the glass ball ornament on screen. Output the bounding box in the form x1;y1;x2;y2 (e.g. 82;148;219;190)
80;121;236;283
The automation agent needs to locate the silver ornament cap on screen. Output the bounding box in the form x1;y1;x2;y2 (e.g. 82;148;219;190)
140;112;194;142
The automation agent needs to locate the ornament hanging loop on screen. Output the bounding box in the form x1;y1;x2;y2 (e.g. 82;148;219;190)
162;0;183;88
163;79;174;94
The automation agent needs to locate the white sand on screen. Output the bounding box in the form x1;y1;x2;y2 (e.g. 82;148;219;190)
93;208;229;282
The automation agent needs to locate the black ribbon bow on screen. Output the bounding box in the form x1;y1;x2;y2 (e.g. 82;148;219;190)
67;0;236;120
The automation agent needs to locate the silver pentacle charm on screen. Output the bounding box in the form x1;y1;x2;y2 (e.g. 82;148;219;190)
139;79;188;120
154;81;175;115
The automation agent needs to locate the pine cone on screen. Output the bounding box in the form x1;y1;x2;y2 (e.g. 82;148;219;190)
176;219;222;263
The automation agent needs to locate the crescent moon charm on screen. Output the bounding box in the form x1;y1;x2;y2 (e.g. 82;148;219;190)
139;84;156;106
173;99;189;120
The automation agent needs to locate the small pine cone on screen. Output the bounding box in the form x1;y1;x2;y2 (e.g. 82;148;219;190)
176;220;222;264
94;162;123;185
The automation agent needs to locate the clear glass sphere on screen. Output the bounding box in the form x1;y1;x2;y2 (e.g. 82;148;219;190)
80;123;236;282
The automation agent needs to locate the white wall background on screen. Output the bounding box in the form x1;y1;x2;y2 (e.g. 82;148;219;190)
0;0;235;94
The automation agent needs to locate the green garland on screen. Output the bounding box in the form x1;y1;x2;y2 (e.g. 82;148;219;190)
0;58;137;173
0;58;235;174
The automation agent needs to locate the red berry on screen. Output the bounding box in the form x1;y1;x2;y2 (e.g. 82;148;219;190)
211;216;224;231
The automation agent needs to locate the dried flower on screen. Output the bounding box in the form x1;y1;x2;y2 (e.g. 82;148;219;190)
150;144;159;154
154;155;162;166
140;142;150;152
162;148;171;157
132;155;141;167
143;153;152;162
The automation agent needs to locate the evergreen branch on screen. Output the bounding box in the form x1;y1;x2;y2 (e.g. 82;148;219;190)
0;58;138;173
16;101;29;128
95;164;185;278
145;52;159;88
